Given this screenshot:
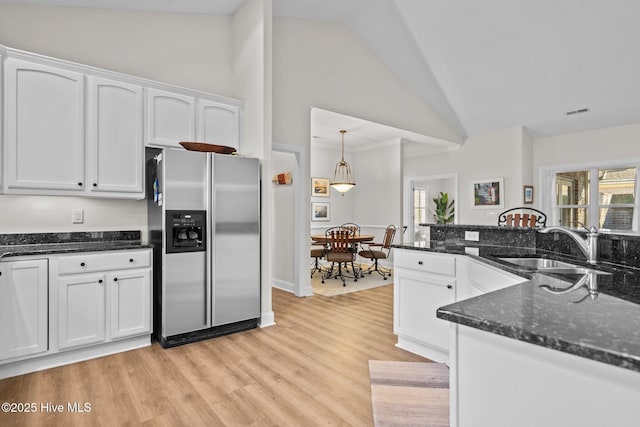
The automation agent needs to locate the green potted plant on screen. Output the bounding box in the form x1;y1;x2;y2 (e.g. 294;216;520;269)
433;192;455;224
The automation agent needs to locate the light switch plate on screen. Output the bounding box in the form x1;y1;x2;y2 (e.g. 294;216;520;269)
72;209;84;224
465;231;480;241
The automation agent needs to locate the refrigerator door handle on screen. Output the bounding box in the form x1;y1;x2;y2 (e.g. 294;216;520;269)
205;153;213;328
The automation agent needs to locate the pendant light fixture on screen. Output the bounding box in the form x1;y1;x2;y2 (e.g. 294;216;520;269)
330;129;356;195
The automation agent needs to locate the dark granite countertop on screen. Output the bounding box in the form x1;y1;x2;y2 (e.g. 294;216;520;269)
0;231;152;259
393;240;640;372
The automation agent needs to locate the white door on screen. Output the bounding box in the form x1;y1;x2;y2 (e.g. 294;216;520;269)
109;269;151;339
87;76;143;196
58;273;106;350
5;58;85;191
145;88;195;148
197;99;240;150
394;269;456;352
0;259;48;361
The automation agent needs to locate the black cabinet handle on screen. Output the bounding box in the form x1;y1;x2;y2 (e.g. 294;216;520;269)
80;262;86;267
78;182;83;186
418;260;424;265
93;183;97;187
447;284;453;289
113;277;118;282
129;258;134;263
98;279;103;284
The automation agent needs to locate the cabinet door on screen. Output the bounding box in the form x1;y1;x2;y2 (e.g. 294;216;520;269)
394;268;456;352
109;269;151;339
58;273;106;350
87;76;143;196
5;58;85;191
146;88;195;148
197;99;240;151
0;259;48;361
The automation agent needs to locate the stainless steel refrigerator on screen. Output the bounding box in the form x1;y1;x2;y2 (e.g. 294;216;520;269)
146;147;260;348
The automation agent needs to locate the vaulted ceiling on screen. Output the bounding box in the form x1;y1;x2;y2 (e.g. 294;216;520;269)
2;0;639;139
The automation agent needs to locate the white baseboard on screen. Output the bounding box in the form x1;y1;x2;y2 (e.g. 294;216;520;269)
272;278;295;293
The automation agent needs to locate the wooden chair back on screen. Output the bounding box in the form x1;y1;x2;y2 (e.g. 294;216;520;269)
340;223;360;236
498;207;547;228
325;227;354;253
381;225;397;249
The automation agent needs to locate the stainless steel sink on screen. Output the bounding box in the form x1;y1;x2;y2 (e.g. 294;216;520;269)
498;257;578;269
497;257;611;276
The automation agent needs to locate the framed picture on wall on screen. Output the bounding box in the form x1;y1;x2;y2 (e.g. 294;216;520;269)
311;202;330;221
311;177;330;197
523;185;534;204
472;178;504;208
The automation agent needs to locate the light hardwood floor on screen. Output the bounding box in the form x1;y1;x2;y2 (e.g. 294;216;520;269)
0;285;427;426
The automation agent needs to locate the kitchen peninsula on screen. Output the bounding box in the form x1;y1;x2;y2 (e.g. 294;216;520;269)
393;224;640;427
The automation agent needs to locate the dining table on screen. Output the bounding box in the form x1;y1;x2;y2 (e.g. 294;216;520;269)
310;234;375;244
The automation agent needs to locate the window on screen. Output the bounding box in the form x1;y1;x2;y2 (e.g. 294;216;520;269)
551;166;638;231
413;187;428;229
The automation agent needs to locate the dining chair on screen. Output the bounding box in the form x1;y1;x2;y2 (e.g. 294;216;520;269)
340;222;360;235
310;243;327;278
498;207;547;228
358;225;397;279
322;226;358;286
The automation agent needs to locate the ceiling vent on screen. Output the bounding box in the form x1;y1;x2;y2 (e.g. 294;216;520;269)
566;107;590;116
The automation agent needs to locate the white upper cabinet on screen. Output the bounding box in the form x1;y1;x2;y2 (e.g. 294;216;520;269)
146;88;195;148
5;58;85;191
1;46;243;198
197;98;240;151
87;76;143;195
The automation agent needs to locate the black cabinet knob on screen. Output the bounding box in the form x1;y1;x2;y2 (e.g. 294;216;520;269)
78;182;83;186
447;284;453;289
129;258;134;263
418;260;424;265
80;262;86;267
93;183;97;187
98;279;103;284
113;277;118;282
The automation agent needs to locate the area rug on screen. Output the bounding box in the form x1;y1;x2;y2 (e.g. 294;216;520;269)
311;264;392;296
369;360;449;427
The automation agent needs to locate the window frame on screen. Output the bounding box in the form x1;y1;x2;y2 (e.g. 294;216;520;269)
541;161;640;232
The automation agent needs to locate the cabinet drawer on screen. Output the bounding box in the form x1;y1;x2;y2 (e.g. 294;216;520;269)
57;250;151;275
394;250;456;276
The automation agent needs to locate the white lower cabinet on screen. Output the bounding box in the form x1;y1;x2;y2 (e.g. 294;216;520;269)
56;249;152;350
0;249;152;380
393;249;526;362
0;259;48;361
109;269;151;339
394;250;456;362
57;273;106;349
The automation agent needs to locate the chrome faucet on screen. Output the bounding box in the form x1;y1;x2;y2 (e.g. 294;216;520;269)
538;225;599;264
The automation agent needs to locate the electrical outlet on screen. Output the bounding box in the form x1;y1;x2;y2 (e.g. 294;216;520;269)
465;231;480;241
72;209;84;224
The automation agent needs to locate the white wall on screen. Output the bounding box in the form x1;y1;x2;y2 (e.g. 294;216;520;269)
310;145;356;228
0;4;235;97
0;4;237;235
404;127;526;225
533;122;640;171
271;151;296;286
353;141;402;240
273;16;461;283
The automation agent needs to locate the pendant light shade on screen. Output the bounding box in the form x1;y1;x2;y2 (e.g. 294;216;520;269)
330;130;355;194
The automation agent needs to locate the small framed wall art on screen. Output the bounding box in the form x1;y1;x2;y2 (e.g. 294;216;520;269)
311;202;330;221
523;185;534;204
472;178;504;208
311;177;330;197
